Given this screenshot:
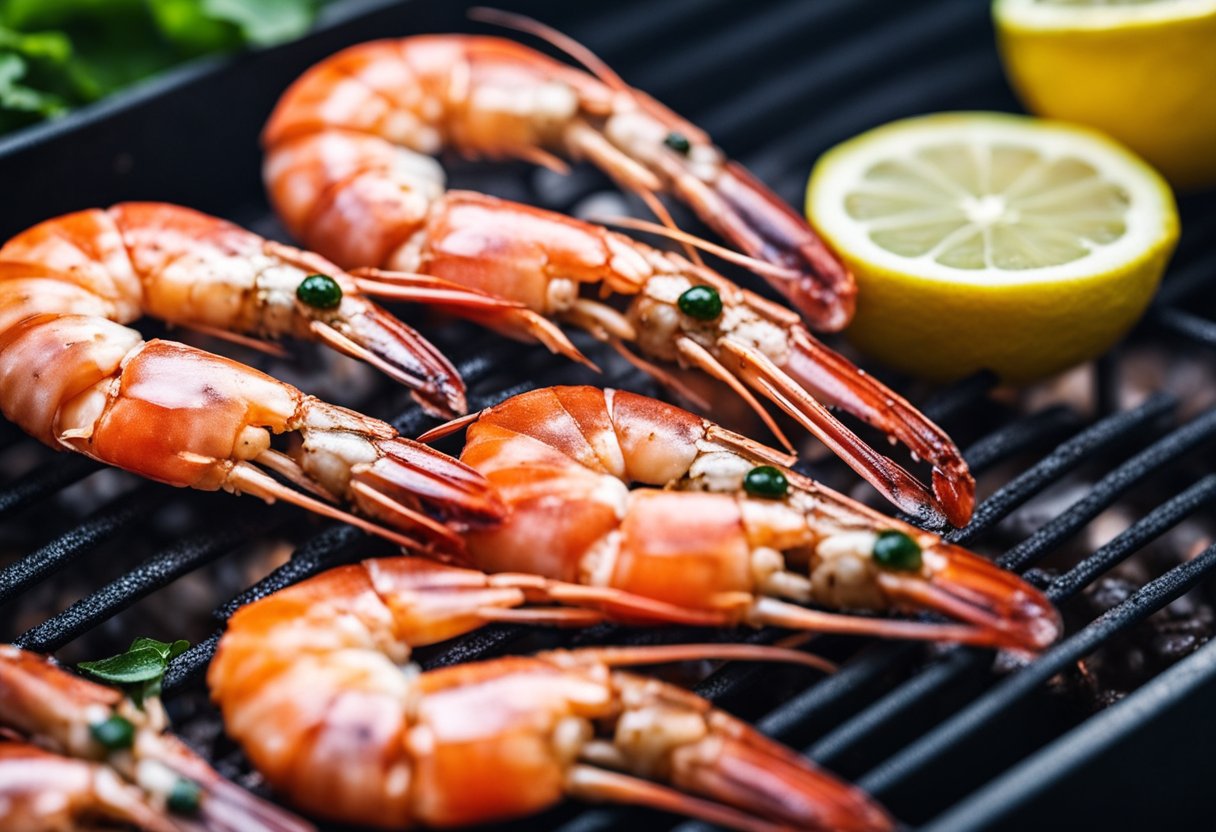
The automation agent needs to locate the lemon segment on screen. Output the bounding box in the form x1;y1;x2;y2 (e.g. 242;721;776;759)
994;0;1216;189
806;112;1179;384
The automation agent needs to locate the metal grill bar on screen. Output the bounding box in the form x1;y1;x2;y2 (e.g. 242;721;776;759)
1045;476;1216;604
15;519;272;653
634;0;873;110
756;51;1003;188
950;395;1174;546
915;372;998;424
162;634;222;692
699;1;980;146
859;540;1216;800
922;629;1216;832
998;406;1216;571
1153;307;1216;350
951;406;1079;476
0;489;161;604
0;456;98;519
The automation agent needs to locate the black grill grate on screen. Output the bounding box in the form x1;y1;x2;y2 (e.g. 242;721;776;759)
2;0;1216;829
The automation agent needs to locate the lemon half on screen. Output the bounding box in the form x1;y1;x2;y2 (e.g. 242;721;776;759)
806;112;1178;384
994;0;1216;189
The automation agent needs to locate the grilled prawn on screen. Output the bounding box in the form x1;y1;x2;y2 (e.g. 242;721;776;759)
423;386;1060;651
0;203;520;416
262;12;853;330
265;75;972;523
209;557;891;832
0;645;313;831
348;191;974;524
0;205;506;552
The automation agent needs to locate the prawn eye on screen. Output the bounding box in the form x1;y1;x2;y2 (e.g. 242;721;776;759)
743;465;788;499
678;285;723;321
168;777;202;815
297;274;343;309
664;130;692;155
90;715;135;750
873;530;922;572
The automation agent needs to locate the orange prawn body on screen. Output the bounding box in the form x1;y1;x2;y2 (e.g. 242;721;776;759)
266;42;974;525
262;29;853;331
0;202;492;415
0;741;185;832
0;204;506;552
0;645;313;832
208;557;893;832
443;386;1060;652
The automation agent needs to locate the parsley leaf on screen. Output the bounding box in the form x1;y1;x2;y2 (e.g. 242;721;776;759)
78;636;190;707
0;0;327;135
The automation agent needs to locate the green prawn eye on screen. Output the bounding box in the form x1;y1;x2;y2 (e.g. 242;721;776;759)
743;465;788;499
677;285;723;321
297;274;343;310
167;777;202;815
873;530;922;572
89;715;135;750
664;131;692;154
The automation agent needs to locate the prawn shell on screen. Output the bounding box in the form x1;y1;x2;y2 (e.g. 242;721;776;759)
90;341;297;488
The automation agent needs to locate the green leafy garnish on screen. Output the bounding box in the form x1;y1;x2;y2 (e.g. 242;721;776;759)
78;637;190;707
0;0;329;135
0;53;67;119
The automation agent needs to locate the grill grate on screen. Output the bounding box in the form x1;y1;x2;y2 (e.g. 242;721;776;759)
2;0;1216;829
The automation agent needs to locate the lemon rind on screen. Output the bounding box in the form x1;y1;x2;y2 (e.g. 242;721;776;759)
994;0;1216;31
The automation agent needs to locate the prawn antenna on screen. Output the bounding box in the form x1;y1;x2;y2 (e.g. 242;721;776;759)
596;215;801;280
468;8;632;92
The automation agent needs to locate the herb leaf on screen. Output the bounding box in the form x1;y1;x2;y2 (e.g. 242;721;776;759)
78;646;168;683
0;0;326;135
78;636;191;706
0;50;68;132
128;636;191;661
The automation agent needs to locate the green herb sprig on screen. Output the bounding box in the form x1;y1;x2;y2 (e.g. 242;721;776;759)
0;0;330;134
78;636;190;707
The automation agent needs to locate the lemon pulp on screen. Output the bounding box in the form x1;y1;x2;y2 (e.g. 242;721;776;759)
807;112;1179;384
846;143;1130;271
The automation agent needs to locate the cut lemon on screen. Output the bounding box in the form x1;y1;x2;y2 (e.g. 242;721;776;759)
994;0;1216;189
806;112;1178;384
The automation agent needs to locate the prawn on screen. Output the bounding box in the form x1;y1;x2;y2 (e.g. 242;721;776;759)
366;192;975;523
0;203;520;416
421;386;1060;651
208;556;893;831
0;644;314;831
261;12;855;334
0;205;507;553
265;85;971;522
